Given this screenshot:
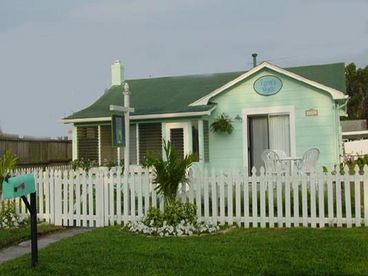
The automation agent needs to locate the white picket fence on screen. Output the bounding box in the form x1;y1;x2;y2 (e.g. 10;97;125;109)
9;165;368;228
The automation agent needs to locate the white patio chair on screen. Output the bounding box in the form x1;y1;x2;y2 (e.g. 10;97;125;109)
261;150;285;175
297;148;320;174
273;149;287;158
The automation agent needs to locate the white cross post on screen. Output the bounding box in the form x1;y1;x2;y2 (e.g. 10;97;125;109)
109;82;135;175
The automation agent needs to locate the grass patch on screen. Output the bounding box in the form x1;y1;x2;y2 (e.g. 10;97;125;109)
1;226;368;275
0;224;63;249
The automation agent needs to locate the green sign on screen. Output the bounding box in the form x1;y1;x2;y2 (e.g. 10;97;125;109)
112;114;125;147
254;75;283;96
2;174;36;199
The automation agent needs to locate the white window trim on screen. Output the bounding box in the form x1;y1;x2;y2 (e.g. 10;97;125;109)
242;105;296;169
163;122;192;157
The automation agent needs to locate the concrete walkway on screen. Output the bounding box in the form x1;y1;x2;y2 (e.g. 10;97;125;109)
0;227;93;264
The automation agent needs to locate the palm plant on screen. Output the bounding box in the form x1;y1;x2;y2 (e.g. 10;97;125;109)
0;150;18;192
143;140;195;204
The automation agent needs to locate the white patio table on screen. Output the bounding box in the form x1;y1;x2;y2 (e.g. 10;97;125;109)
279;156;302;174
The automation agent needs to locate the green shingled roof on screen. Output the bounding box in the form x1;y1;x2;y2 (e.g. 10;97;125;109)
65;62;346;120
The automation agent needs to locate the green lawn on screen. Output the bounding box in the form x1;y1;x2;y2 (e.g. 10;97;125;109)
1;226;368;275
0;224;63;249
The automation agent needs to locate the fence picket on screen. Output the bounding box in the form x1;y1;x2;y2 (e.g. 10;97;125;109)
219;170;225;225
95;170;106;227
116;168;122;225
144;168;150;216
302;174;308;227
344;166;352;228
364;166;368;226
39;171;44;217
285;174;291;228
62;170;68;226
227;170;233;225
251;168;257;228
75;171;81;227
336;173;343;227
310;173;316;228
235;170;241;226
354;166;361;227
276;173;283;227
88;170;94;227
68;170;75;226
123;173;129;225
211;168;218;225
137;167;143;219
204;168;210;223
259;167;266;228
45;170;51;223
327;171;333;226
54;170;62;225
243;171;249;228
318;171;325;228
268;173;275;228
130;171;136;221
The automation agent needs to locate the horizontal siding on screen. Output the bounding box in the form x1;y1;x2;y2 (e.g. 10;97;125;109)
209;69;340;169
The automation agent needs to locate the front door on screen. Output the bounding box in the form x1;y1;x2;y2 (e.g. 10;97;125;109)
165;122;192;159
248;114;290;172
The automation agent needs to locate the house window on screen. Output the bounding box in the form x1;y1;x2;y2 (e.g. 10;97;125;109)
100;125;117;165
138;123;162;163
191;121;199;161
77;126;98;161
203;120;210;162
129;124;138;165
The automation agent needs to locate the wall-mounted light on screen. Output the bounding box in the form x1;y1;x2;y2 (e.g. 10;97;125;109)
234;114;242;122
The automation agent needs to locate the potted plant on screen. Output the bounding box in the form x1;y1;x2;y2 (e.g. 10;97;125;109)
210;113;234;134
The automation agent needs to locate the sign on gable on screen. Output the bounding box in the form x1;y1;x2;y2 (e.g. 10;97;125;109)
254;75;283;96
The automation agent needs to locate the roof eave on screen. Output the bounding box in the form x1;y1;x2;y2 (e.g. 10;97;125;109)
62;106;217;124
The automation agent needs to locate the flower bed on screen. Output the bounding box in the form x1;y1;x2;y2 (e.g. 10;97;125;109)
127;220;220;237
125;201;220;237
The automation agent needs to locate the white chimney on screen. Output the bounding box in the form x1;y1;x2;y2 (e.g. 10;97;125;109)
111;60;124;86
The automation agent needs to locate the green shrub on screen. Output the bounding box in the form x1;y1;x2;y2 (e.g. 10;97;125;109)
143;201;197;227
71;158;98;171
0;202;26;229
163;201;197;226
144;207;163;227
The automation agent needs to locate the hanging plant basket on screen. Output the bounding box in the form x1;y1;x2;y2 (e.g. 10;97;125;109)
210;113;234;134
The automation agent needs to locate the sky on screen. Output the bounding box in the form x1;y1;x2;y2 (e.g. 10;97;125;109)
0;0;367;138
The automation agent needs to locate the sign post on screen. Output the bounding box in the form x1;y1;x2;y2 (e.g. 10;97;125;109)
3;174;38;267
110;82;134;174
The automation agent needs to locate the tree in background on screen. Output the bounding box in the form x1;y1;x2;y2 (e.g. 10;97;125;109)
345;63;368;119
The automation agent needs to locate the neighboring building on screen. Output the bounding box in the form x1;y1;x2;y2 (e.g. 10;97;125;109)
341;119;368;156
341;119;368;141
63;59;348;170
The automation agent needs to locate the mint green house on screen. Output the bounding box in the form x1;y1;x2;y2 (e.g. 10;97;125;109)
63;60;348;171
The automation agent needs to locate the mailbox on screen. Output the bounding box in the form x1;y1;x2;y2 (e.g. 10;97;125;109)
2;174;36;200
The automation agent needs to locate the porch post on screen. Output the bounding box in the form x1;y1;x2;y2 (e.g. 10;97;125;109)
98;125;102;166
72;126;78;160
198;120;204;163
